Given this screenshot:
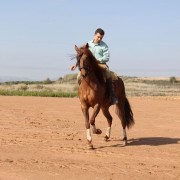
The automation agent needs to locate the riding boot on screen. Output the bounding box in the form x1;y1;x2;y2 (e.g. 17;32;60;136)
106;78;119;105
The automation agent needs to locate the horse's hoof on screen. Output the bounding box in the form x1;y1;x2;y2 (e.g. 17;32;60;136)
123;140;127;146
104;135;110;141
93;129;102;134
123;137;127;146
87;140;93;149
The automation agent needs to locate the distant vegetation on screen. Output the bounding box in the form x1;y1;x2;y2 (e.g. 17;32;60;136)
0;74;180;97
169;76;177;84
0;74;78;97
123;76;180;96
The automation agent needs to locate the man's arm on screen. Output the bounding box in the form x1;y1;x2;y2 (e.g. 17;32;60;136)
98;46;110;63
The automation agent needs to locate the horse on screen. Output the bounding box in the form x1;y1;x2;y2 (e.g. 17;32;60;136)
75;43;134;149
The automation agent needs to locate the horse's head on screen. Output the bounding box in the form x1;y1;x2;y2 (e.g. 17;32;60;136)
75;43;105;84
75;43;92;77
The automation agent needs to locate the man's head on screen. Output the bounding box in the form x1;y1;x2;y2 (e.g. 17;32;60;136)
93;28;105;44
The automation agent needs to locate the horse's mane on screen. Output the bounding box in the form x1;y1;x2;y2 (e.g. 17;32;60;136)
84;47;105;84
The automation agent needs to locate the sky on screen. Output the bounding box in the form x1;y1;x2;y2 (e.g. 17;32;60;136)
0;0;180;81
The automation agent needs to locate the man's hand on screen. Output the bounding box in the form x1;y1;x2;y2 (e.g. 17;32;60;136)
70;65;77;71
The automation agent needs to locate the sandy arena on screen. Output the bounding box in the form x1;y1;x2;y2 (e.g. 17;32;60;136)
0;96;179;180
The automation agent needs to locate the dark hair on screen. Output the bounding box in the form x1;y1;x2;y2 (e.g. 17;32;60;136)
95;28;105;35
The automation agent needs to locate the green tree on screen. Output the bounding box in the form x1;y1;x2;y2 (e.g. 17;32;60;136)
169;76;177;84
44;78;52;84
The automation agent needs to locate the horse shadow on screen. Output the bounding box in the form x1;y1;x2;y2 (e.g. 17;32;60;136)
128;137;180;146
95;137;180;150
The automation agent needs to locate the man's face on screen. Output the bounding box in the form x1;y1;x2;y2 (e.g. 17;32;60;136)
93;33;104;44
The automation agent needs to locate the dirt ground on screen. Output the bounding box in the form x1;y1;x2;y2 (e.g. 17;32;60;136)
0;96;179;180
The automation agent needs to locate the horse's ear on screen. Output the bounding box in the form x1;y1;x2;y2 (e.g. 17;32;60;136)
75;45;79;52
86;43;89;48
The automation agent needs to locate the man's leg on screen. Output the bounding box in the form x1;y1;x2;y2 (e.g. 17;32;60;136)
106;77;119;105
98;63;118;105
104;70;119;105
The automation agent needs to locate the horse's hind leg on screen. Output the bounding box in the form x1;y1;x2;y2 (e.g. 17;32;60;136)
101;107;112;141
90;104;102;134
115;103;127;146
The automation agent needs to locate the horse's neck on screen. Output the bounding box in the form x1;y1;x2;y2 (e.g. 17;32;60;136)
84;73;97;83
84;72;105;87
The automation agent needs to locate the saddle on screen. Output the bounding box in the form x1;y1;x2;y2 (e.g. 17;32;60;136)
110;71;119;81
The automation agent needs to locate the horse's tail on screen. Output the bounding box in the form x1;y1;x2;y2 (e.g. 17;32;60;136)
124;97;135;129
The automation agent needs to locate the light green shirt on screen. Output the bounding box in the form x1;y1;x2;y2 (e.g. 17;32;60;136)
88;40;110;64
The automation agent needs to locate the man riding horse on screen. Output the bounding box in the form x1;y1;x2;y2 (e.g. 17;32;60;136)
71;28;118;105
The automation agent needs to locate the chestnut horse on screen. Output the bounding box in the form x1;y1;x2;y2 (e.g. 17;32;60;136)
75;44;134;148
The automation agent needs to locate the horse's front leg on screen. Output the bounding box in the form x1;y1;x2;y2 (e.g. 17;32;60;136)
81;105;93;149
90;104;102;134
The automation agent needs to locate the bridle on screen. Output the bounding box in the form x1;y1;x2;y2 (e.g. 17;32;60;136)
77;53;90;77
